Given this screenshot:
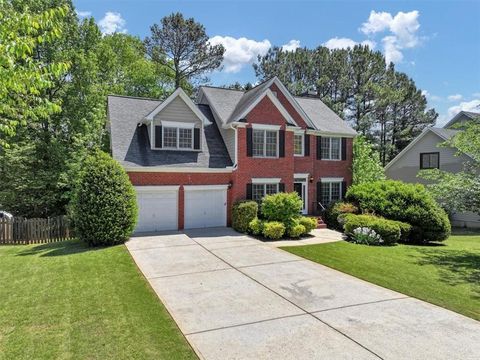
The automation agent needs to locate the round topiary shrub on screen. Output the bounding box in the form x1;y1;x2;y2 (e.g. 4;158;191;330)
324;201;359;230
262;221;286;240
232;200;258;233
249;217;264;235
261;192;302;229
346;180;451;243
298;216;317;234
71;150;138;246
288;223;306;238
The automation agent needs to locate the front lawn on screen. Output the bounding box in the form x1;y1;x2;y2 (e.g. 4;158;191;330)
0;240;196;360
282;230;480;321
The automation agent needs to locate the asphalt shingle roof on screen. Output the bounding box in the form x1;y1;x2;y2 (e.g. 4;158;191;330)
107;95;232;169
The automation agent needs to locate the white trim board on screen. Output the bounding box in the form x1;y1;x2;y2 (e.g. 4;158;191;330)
135;185;180;192
125;166;233;173
183;184;229;191
252;178;281;184
320;177;344;182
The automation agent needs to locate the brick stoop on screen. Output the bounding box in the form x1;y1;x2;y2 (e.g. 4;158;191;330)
307;215;327;229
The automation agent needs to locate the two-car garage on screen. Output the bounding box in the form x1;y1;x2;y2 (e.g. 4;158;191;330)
134;185;228;233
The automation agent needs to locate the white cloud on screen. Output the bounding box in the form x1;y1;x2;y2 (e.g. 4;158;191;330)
323;37;375;50
448;99;480;118
98;12;127;35
282;39;301;52
447;94;463;101
360;10;421;64
209;36;271;73
76;10;91;18
421;90;441;102
472;92;480;98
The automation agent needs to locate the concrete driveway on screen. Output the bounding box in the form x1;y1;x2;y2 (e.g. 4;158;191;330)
127;227;480;360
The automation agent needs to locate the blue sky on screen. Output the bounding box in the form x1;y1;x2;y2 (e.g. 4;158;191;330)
74;0;480;126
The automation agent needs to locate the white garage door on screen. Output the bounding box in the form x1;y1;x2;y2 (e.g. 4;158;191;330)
135;186;179;233
184;185;228;229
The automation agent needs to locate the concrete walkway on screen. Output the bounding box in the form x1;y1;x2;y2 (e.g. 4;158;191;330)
127;227;480;360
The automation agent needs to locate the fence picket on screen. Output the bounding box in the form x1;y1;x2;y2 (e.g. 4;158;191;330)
0;216;71;245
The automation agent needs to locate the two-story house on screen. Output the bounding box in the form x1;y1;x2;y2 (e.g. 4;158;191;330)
107;77;356;233
385;110;480;228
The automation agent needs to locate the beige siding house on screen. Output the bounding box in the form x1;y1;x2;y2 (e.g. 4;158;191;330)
385;111;480;228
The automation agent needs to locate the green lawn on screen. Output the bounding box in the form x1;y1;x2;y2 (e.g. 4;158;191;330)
282;230;480;321
0;240;196;360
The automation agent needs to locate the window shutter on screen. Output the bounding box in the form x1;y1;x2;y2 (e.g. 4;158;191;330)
316;136;322;160
341;138;347;160
341;181;347;199
246;128;253;157
278;183;285;192
279;130;285;157
246;183;253;199
155;126;162;148
316;181;323;211
304;134;310;156
194;128;201;150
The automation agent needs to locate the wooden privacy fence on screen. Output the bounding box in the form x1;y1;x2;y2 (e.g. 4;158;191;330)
0;216;71;245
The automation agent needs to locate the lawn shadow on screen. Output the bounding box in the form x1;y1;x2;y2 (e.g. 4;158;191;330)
415;247;480;299
17;239;103;257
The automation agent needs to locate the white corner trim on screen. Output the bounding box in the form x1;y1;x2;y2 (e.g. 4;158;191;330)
145;88;211;125
252;177;281;184
161;120;195;129
125;166;234;173
135;185;180;192
320;177;344;182
294;173;310;178
183;184;229;191
251;123;281;131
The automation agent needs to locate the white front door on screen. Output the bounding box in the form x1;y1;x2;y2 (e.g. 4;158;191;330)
135;186;179;232
184;185;228;229
294;175;308;214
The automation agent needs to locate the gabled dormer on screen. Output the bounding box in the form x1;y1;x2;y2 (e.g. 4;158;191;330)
144;88;211;151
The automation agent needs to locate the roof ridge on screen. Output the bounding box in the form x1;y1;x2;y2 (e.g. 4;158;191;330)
199;85;245;92
108;94;162;101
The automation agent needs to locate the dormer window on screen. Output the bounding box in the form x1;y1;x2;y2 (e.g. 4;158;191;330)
154;121;200;150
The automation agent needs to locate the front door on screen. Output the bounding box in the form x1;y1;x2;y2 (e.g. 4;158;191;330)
293;177;308;214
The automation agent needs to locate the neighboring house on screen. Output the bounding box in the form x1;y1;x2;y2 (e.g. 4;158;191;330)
385;110;480;228
107;77;356;233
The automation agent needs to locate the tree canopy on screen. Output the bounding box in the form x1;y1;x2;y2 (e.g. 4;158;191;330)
352;136;385;185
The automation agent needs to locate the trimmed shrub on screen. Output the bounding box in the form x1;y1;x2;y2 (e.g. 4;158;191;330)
324;201;359;230
72;150;138;246
261;192;302;229
232;200;258;233
263;221;286;240
390;220;412;242
298;216;317;234
343;214;401;245
350;227;383;245
249;217;264;235
288;224;306;238
346;180;451;243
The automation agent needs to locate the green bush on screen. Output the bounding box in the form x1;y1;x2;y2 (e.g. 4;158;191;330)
288;223;306;238
346;180;451;243
71;150;138;246
298;216;317;234
343;214;402;245
349;227;383;245
248;217;264;235
262;221;286;240
390;220;412;242
324;201;358;230
232;201;258;233
261;192;302;229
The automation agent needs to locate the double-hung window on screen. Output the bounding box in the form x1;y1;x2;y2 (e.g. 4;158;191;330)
321;137;341;160
161;122;194;150
420;152;439;169
294;133;304;156
252;183;279;202
321;181;342;206
253;129;278;157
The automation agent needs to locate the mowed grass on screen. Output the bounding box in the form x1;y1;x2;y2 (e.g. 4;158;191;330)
0;240;196;360
282;230;480;321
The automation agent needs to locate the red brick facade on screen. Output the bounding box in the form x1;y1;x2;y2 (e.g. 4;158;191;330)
128;84;353;229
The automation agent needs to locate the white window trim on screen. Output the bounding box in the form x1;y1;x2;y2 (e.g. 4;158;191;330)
320;177;344;182
321;136;342;161
320;180;343;205
161;120;195;129
294;131;305;157
251;123;281;131
161;126;194;151
252;128;279;158
252;183;280;201
252;178;281;184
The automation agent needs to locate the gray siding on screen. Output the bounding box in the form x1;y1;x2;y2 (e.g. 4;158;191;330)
153;97;202;128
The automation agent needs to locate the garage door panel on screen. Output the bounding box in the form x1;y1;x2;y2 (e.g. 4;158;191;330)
184;188;227;229
136;189;178;232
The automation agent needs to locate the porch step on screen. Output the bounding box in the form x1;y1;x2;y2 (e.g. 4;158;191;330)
309;216;327;229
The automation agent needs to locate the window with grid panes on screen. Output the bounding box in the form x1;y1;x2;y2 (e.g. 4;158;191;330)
252;129;278;157
294;134;303;155
163;127;177;148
